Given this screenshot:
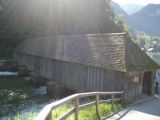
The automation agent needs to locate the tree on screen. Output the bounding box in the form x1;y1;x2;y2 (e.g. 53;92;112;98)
0;0;133;59
114;15;131;39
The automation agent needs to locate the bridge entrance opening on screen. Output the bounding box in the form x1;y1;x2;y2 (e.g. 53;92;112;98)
143;71;152;95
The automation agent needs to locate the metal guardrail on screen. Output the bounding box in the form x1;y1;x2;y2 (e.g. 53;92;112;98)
36;91;124;120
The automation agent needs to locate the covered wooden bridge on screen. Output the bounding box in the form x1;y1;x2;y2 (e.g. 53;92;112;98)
15;33;159;101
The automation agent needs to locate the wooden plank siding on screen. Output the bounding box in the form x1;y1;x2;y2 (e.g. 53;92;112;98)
15;52;154;101
14;33;159;102
15;52;124;92
124;71;144;101
105;69;124;92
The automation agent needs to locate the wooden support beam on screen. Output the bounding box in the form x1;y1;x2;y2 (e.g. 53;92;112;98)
78;101;96;110
96;94;101;120
111;93;115;109
121;92;124;106
75;97;79;120
47;111;52;120
57;108;74;120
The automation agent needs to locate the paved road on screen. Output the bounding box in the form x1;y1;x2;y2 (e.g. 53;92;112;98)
106;95;160;120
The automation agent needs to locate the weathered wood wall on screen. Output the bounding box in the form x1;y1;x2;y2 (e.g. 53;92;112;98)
16;52;155;101
105;69;125;92
151;70;156;95
124;71;144;101
15;52;124;92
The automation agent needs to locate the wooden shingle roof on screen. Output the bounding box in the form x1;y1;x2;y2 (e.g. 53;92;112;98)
124;36;159;71
16;33;159;72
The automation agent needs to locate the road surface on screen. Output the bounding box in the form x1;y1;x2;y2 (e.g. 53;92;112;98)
106;95;160;120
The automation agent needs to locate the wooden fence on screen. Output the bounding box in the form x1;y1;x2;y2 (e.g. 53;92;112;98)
35;91;124;120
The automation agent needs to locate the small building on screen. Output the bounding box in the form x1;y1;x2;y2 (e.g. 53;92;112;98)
15;33;159;101
147;52;160;89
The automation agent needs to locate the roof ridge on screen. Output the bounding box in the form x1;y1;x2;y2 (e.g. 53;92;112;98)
22;33;127;40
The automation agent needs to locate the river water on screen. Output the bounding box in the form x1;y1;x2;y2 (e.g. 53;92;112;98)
0;72;18;76
0;72;53;120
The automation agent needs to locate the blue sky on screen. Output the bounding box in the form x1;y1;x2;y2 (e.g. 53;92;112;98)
112;0;160;5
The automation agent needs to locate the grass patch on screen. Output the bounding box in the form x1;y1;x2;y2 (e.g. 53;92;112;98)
52;103;122;120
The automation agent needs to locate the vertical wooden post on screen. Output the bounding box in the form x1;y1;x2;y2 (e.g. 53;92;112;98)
47;111;52;120
96;94;101;120
121;92;124;107
111;93;115;109
75;97;79;120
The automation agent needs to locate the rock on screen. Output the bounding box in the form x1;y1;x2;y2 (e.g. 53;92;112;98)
31;72;49;86
18;65;30;76
0;60;18;71
46;81;55;96
46;82;76;98
54;85;65;97
33;86;47;95
46;82;66;98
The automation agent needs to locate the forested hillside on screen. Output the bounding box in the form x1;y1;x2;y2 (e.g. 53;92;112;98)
0;0;126;59
128;4;160;36
113;2;160;36
121;3;143;15
111;1;128;19
112;2;160;51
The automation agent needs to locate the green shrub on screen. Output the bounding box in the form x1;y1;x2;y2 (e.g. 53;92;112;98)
52;103;122;120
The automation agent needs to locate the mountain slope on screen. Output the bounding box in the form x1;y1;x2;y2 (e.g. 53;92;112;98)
111;1;129;22
111;2;127;16
121;3;143;15
127;4;160;35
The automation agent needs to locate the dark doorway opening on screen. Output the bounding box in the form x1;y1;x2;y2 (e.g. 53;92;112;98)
143;71;152;95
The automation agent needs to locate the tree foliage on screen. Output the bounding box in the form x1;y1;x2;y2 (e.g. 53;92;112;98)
133;31;160;52
0;0;131;59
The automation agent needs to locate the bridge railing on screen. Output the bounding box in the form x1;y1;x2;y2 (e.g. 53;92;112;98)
35;91;124;120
